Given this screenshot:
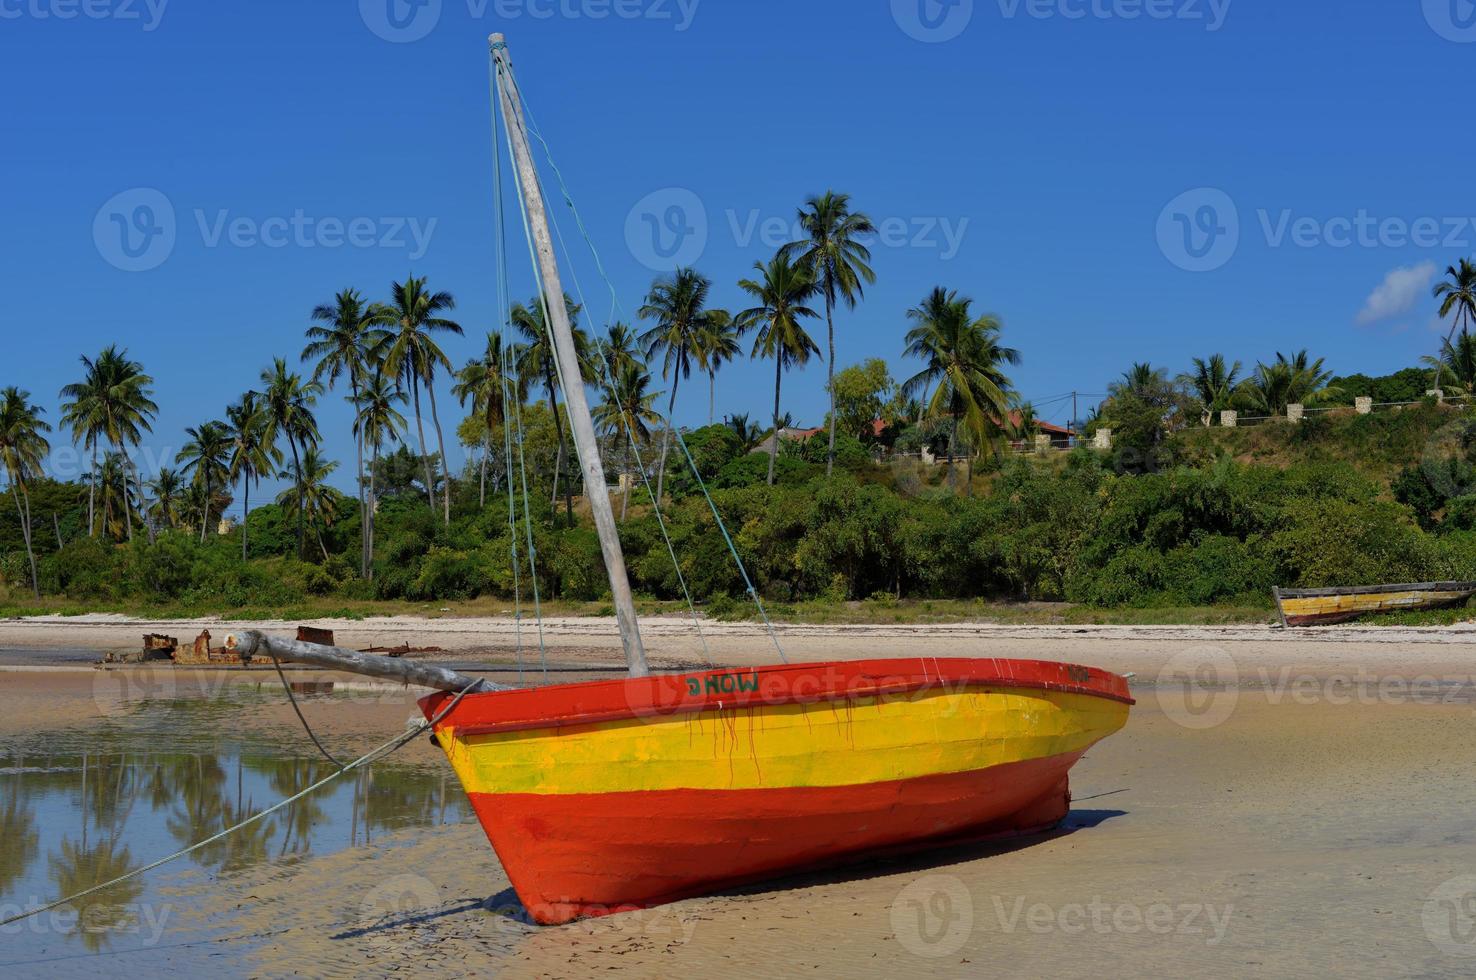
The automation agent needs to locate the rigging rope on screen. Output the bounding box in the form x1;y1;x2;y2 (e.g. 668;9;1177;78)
493;51;712;667
498;75;710;667
491;52;549;682
504;69;787;663
0;679;480;931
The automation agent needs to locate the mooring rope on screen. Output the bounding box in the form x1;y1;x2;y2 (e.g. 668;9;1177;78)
268;652;347;770
0;681;479;930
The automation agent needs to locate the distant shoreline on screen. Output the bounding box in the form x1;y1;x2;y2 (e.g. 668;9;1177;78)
5;613;1476;678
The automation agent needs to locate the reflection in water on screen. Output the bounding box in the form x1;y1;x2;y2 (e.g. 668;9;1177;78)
0;732;469;955
0;787;39;895
48;838;143;952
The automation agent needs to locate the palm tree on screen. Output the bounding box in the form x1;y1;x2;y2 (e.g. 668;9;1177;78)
1111;362;1168;400
58;346;156;541
1180;354;1243;424
304;288;386;563
513;294;594;526
453;334;525;508
145;467;186;531
736;255;821;486
58;361;105;538
725;413;761;453
1433;259;1476;394
1423;328;1476;395
91;452;137;542
594;363;663;519
1237;350;1339;416
639;267;715;505
598;322;642;376
377;277;463;525
177;421;232;543
0;388;51;597
259;359;322;559
695;309;743;426
901;287;1020;490
1010;402;1038;444
275;448;339;562
354;371;407;580
782;191;877;477
225;392;279;561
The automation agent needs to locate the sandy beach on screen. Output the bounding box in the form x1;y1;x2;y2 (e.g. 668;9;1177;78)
3;616;1476;977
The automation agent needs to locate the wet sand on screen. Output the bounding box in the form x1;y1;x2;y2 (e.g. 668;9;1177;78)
4;618;1476;976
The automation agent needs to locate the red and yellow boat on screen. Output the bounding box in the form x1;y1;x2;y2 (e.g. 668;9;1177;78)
421;657;1133;925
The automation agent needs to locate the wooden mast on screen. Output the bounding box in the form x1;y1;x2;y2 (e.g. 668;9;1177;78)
490;33;650;677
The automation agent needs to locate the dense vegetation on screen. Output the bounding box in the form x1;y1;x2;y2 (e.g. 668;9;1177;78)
8;396;1476;617
1;210;1474;620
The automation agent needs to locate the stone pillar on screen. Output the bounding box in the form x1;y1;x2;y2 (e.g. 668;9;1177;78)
1093;428;1112;450
1220;410;1238;428
921;447;935;466
1286;404;1304;423
1034;433;1051;454
1356;397;1373;415
1427;389;1445;402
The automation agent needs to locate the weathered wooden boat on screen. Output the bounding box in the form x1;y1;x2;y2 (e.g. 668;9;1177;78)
232;33;1136;927
1274;582;1476;627
419;657;1131;924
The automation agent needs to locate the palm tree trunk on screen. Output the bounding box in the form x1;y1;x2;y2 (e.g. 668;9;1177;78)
768;358;782;487
545;373;575;528
242;474;250;561
479;439;488;509
119;444;135;542
655;372;681;508
824;294;837;478
709;370;716;426
288;434;305;560
367;441;379;582
426;375;452;526
546;375;564;515
350;375;366;577
410;374;436;514
13;480;39;598
200;475;210;543
87;443;97;537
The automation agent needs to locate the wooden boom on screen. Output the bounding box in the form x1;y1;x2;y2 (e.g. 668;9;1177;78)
226;630;509;694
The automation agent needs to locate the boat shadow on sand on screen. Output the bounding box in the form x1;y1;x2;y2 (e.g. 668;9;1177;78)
447;806;1131;931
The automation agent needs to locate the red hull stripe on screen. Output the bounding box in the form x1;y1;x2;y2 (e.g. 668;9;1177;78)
466;750;1084;925
423;657;1134;735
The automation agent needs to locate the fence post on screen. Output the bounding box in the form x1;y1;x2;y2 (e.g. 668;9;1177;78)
1093;428;1112;450
1034;433;1051;454
1356;397;1373;415
1220;410;1238;428
1286;404;1304;423
1427;389;1445;403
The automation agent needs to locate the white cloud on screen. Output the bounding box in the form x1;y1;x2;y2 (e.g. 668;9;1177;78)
1356;262;1437;326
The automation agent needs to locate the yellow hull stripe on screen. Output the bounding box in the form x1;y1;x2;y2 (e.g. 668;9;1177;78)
439;687;1130;796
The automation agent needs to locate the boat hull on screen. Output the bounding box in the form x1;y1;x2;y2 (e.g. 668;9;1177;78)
422;658;1133;925
1274;582;1476;627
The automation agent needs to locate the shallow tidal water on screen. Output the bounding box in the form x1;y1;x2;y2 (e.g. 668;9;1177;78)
0;682;470;975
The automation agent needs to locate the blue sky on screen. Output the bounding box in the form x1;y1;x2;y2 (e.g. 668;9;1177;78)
3;0;1474;505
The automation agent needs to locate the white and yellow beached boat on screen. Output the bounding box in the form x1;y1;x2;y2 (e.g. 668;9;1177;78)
1274;582;1476;627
